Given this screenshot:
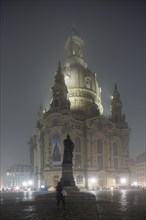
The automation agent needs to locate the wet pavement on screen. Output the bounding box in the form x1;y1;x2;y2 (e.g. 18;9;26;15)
0;189;146;220
95;189;146;220
0;191;97;220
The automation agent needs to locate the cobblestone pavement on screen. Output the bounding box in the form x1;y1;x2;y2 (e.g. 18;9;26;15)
0;189;146;220
95;189;146;220
0;191;97;220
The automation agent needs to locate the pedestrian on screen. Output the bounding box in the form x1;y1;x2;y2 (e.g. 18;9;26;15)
56;181;65;210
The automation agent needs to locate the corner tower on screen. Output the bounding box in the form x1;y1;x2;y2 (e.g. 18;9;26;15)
63;28;103;117
110;84;127;127
49;61;70;113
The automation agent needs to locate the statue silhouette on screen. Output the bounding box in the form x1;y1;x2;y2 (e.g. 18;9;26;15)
63;135;74;164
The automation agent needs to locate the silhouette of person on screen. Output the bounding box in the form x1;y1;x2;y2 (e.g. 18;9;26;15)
63;134;74;164
56;181;65;210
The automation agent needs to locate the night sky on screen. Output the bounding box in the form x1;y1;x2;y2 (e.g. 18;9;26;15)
1;0;145;173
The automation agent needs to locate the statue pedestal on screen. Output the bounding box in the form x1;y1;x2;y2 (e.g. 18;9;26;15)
61;135;78;191
61;163;76;187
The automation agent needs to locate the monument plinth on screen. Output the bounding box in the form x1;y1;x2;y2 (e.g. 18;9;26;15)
60;135;78;190
61;163;75;186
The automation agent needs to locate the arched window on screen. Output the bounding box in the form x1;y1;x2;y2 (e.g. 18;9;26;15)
76;175;83;184
52;119;59;126
74;137;81;168
97;139;103;154
52;135;61;166
112;143;118;169
75;137;81;152
85;77;91;89
113;143;118;156
97;139;103;169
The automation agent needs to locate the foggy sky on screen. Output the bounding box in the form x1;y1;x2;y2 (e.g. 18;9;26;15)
1;0;145;173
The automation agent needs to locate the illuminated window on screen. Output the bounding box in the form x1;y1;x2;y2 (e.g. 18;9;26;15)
52;135;61;166
76;175;83;184
85;77;91;89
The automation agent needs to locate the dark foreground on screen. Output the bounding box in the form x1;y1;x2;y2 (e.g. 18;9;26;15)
0;189;146;220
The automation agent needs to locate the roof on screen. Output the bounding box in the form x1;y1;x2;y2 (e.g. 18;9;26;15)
7;164;31;173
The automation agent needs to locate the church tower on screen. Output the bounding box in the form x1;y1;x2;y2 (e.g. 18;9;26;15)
110;84;127;126
63;29;103;117
49;61;70;113
29;30;130;190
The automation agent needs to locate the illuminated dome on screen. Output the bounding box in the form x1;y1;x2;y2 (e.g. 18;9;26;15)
63;29;103;117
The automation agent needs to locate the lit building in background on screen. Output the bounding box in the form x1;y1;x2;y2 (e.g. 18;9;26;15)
6;164;32;191
129;153;146;188
29;30;130;190
129;158;137;186
135;153;146;187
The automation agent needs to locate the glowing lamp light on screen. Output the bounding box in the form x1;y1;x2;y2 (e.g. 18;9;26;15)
90;178;96;184
89;177;97;191
15;186;20;190
28;180;33;186
120;178;127;184
22;181;27;187
132;181;138;186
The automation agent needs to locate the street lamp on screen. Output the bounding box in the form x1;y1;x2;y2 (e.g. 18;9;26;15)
90;178;96;190
132;181;138;187
120;177;127;189
22;181;27;187
120;178;127;184
28;180;33;186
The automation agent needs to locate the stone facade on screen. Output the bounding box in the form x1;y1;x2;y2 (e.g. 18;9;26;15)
129;153;146;188
29;30;130;190
135;153;146;187
6;164;31;189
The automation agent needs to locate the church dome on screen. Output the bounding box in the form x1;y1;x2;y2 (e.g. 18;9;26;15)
63;30;103;116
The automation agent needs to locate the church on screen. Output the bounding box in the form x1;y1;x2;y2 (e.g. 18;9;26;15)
29;30;130;190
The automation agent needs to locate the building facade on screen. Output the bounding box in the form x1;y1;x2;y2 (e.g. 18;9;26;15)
129;153;146;188
135;153;146;187
129;158;137;186
6;164;31;190
29;31;130;190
